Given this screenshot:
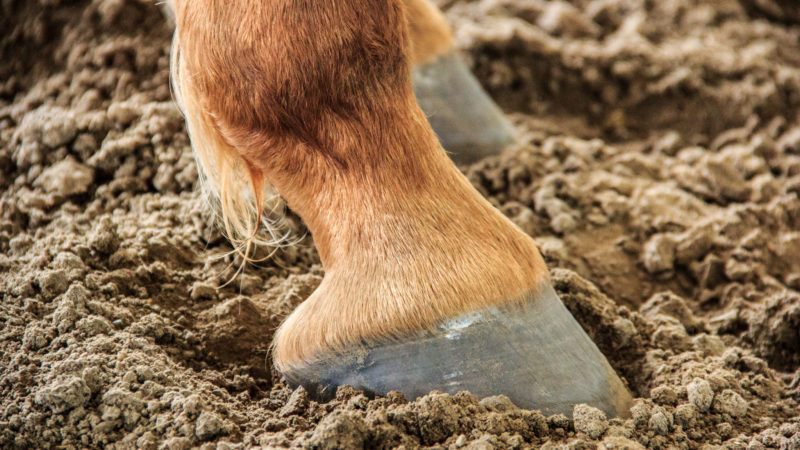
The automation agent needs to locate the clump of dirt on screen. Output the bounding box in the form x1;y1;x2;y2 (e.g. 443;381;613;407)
1;0;799;448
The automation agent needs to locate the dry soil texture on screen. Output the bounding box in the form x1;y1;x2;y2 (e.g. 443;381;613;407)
2;0;800;449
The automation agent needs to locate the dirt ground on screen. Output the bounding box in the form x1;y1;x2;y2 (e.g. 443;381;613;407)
2;0;800;448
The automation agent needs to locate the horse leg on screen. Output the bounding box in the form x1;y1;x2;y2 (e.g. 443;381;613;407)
162;0;516;164
170;0;631;417
405;0;517;164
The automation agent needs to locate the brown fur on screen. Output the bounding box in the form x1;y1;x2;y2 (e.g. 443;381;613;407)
404;0;454;65
171;0;548;371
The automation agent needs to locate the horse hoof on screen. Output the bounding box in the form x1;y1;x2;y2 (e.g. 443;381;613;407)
281;282;633;418
413;52;517;165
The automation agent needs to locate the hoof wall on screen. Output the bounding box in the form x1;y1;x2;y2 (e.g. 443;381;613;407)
413;53;517;165
282;283;632;418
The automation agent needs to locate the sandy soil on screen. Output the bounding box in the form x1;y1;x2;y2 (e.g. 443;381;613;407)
1;0;799;448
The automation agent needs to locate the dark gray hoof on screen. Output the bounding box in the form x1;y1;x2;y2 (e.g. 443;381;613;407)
281;283;633;418
412;53;517;165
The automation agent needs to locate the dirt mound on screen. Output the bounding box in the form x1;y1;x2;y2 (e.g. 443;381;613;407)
1;0;799;448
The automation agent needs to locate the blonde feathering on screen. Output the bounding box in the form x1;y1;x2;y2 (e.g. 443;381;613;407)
170;31;293;273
